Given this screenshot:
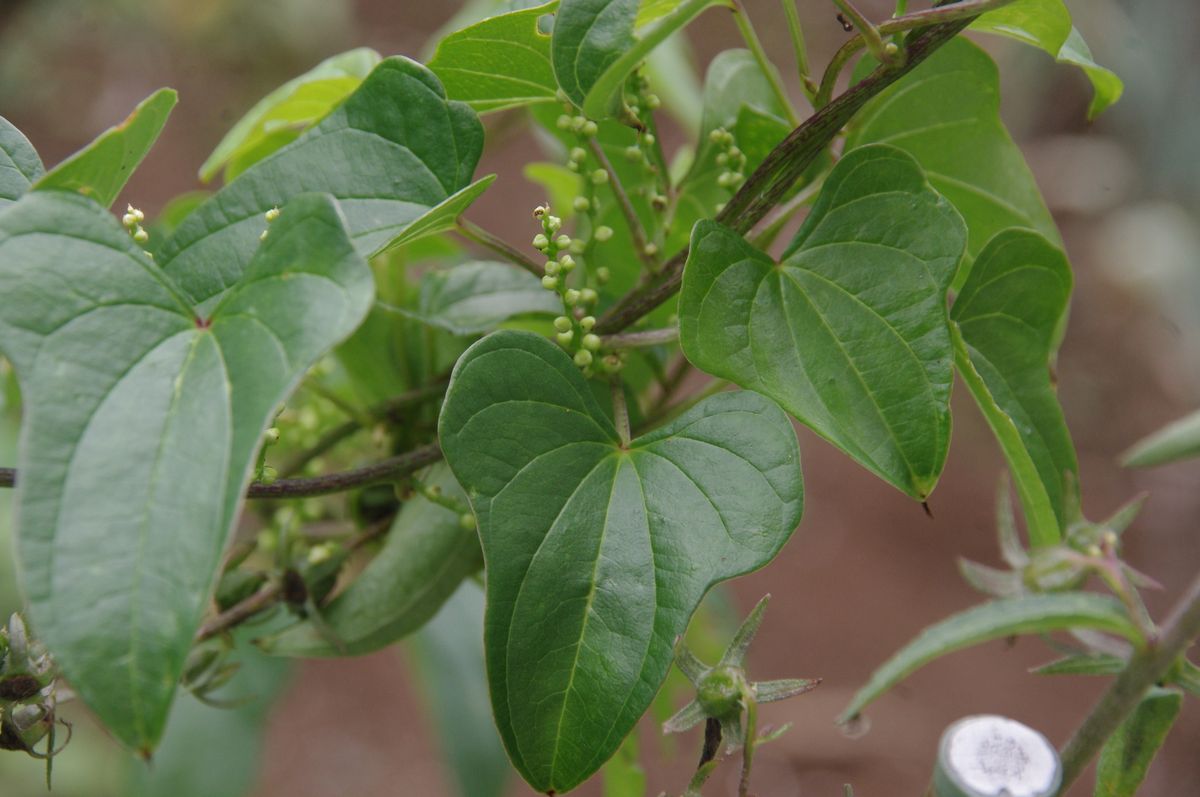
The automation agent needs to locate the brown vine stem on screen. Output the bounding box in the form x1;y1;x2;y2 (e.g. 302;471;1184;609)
1057;570;1200;790
814;0;1018;108
456;218;545;277
247;442;442;499
594;13;978;336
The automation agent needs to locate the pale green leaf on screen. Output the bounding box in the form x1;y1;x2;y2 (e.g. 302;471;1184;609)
972;1;1122;120
34;89;176;208
199;48;382;183
839;593;1142;724
159;57;485;309
439;330;803;793
1030;652;1126;677
1122;408;1200;468
396;261;561;336
0;116;44;206
0;190;372;751
408;582;513;797
264;463;483;657
680;145;967;499
951;229;1077;546
1095;687;1182;797
428;2;559;113
846;39;1058;284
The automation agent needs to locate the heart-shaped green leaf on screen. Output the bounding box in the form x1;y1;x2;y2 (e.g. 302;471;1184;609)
680;145;967;499
159;57;486;307
951;228;1076;546
0;190;372;752
199;47;382;183
428;1;560;114
439;330;802;793
845;40;1058;284
34;89;176;209
0;116;43;206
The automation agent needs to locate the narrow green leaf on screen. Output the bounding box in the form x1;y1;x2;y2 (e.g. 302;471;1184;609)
439;330;803;793
0;190;372;751
972;0;1122;120
264;463;483;657
1094;687;1182;797
428;1;560;113
1122;408;1200;468
408;583;513;797
33;89;176;208
951;229;1076;545
680;145;967;499
0;116;44;206
845;39;1058;284
395;261;561;336
838;593;1142;724
376;175;496;257
1030;652;1126;677
199;48;381;183
159;57;485;308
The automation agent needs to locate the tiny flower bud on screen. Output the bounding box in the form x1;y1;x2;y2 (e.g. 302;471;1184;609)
122;212;138;228
596;267;611;284
558;254;576;271
624;145;643;162
260;229;269;241
532;233;549;249
645;93;661;109
556;114;573;130
642;132;656;146
717;171;734;188
582;333;601;351
569;238;587;254
643;242;659;257
574;349;594;367
265;207;281;222
569;147;587;163
554;315;573;332
590;168;609;184
133;226;149;243
533;205;548;218
544;259;561;276
264;427;281;445
716;153;729;166
594;225;613;242
580;315;596;332
260;465;278;485
571;115;587;131
883;42;900;60
709;128;727;144
651;194;668;211
542;275;559;291
556;329;574;346
459;513;476;531
581;120;599;137
546;215;563;232
580;288;598;305
555;234;572;248
727;146;742;160
564;288;581;306
573;196;591;212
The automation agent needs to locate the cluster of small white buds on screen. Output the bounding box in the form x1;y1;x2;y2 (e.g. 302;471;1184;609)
260;206;281;241
556;114;599;138
709;127;747;200
122;204;149;244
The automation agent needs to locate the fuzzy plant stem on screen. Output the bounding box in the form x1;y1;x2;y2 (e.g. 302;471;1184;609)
1058;570;1200;789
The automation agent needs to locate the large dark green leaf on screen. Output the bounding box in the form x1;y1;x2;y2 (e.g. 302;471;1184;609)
0;190;372;752
0;116;43;206
1094;687;1182;797
950;229;1076;546
839;593;1142;724
845;39;1057;283
199;48;382;183
34;89;176;208
679;145;966;500
428;1;560;113
972;0;1122;120
439;331;802;793
159;57;486;308
264;463;483;656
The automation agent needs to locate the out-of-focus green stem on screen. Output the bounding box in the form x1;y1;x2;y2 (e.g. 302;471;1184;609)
730;1;800;125
781;1;818;101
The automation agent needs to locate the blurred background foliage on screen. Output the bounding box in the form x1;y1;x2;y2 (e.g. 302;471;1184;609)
0;0;1197;795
